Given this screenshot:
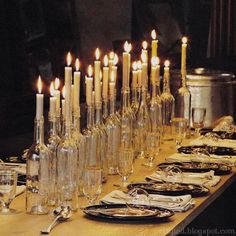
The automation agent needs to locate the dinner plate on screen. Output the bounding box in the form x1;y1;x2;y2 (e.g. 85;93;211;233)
83;204;174;222
157;162;232;175
128;182;209;197
200;130;236;140
178;145;236;156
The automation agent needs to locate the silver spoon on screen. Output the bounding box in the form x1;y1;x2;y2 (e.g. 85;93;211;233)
41;206;72;234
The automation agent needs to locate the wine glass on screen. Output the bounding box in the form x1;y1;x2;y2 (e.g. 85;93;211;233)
83;168;102;205
192;107;206;136
117;148;133;187
171;117;187;148
144;131;160;167
0;168;17;214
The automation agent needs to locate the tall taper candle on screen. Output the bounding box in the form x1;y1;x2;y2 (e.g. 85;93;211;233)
141;51;148;88
54;77;60;113
142;41;148;64
122;41;131;89
86;65;93;106
49;82;56;116
102;55;109;100
151;30;158;57
112;53;118;85
137;60;142;88
94;48;101;104
65;52;72;125
36;76;43;120
132;61;138;88
181;37;187;79
73;58;81;114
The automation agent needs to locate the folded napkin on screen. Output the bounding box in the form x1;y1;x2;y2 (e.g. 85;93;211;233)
166;152;236;166
101;190;195;212
147;170;220;188
190;136;236;149
16;185;26;196
212;115;235;131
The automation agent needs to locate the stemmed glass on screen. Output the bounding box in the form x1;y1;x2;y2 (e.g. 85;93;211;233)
0;168;17;214
192;107;206;136
83;168;102;205
171;117;187;148
117;148;133;187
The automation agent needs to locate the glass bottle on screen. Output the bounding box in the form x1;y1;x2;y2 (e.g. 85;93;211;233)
102;98;109;121
72;110;86;196
134;87;151;159
26;117;50;214
161;64;175;141
56;121;78;211
95;102;108;182
131;86;139;116
46;112;61;206
174;74;191;137
105;95;121;175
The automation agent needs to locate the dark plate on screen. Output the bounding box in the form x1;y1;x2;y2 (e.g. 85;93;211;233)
128;182;209;197
178;145;236;156
157;162;232;175
83;204;174;222
200;130;236;140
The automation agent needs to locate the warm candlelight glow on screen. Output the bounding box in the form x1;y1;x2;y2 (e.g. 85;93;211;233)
54;77;60;90
124;41;132;53
109;51;114;60
164;60;170;67
137;60;142;70
182;36;188;44
132;61;137;71
95;48;100;60
151;56;159;66
103;55;108;66
141;51;147;63
62;86;66;99
151;29;157;40
50;82;54;96
110;71;115;83
88;65;93;77
142;41;148;50
37;76;42;93
113;54;119;65
75;58;80;71
66;52;72;66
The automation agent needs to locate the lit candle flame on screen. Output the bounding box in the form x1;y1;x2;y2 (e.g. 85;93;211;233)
151;56;159;66
109;51;114;60
110;71;115;83
50;82;55;96
132;61;137;71
137;60;142;70
62;86;66;99
95;48;100;60
37;76;42;94
164;60;170;67
75;58;80;71
151;29;157;40
142;41;148;50
141;51;147;63
113;53;119;65
88;65;93;77
103;55;108;66
66;52;72;66
182;36;188;44
124;41;132;53
54;77;60;90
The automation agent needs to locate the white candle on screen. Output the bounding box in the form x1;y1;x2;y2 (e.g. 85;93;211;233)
109;71;116;99
36;76;43;120
61;86;66;118
102;55;109;100
132;61;138;88
108;51;114;76
54;78;60;113
86;65;93;106
112;53;119;85
151;57;160;85
181;36;188;79
71;84;74;111
94;48;101;104
151;30;158;57
142;41;148;64
141;51;148;88
164;60;170;83
65;52;72;125
137;60;142;88
122;41;131;89
49;82;56;116
73;58;81;115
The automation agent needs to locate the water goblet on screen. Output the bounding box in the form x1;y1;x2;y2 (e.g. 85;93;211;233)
192;107;206;136
171;117;187;148
117;148;133;187
0;168;17;214
83;168;102;205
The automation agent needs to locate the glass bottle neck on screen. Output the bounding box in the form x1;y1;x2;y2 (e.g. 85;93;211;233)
163;76;170;93
102;99;108;120
151;83;157;99
132;87;138;105
87;105;95;129
73;114;81;133
34;117;44;144
182;76;187;88
95;103;103;126
48;114;58;137
121;89;130;110
109;98;115;115
140;87;148;105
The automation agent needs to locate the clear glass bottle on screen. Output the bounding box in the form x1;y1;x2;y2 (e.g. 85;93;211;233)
134;88;151;158
105;95;121;175
56;121;78;211
102;99;109;121
72;110;86;196
95;102;108;182
174;74;191;136
161;67;175;141
56;110;61;137
46;112;61;206
131;86;139;116
26;117;50;214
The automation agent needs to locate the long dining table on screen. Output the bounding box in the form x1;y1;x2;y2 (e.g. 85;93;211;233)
1;141;236;236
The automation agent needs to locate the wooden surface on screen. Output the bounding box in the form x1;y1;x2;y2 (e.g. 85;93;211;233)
1;142;235;236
